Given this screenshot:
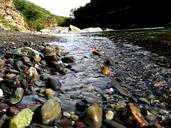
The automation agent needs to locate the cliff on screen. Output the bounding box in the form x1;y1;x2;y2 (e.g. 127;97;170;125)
0;0;29;31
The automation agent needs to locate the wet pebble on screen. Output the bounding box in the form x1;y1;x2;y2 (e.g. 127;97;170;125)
84;103;102;128
41;97;61;125
48;76;61;91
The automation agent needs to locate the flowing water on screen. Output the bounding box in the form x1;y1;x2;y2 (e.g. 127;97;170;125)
50;33;171;113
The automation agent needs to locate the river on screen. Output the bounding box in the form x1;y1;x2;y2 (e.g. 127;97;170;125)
49;33;170;125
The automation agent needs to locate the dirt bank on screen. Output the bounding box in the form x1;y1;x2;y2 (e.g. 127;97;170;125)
0;30;57;49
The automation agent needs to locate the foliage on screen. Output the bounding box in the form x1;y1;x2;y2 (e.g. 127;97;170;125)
71;0;171;29
14;0;67;31
0;16;19;31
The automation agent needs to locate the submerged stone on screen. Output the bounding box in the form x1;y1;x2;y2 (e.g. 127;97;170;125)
9;108;33;128
84;103;102;128
41;97;61;125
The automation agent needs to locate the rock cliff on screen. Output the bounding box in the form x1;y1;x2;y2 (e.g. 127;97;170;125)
0;0;29;31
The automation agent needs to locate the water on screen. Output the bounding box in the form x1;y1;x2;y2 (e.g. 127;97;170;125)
49;33;171;110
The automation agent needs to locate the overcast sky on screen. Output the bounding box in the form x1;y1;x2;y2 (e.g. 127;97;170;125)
28;0;90;17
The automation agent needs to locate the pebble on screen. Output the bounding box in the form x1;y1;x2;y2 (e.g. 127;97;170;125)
105;110;114;120
41;97;61;125
0;88;3;97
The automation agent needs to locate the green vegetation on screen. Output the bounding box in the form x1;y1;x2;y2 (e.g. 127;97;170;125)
14;0;67;31
0;16;19;31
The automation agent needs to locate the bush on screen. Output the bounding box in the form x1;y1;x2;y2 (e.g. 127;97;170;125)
14;0;67;31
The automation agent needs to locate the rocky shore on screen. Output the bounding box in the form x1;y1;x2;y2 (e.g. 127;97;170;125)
0;30;171;128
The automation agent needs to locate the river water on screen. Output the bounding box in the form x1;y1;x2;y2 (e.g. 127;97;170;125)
49;33;171;116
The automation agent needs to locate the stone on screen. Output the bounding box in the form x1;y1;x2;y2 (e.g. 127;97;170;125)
101;66;110;75
0;58;5;69
105;110;114;120
9;108;33;128
48;76;61;91
14;47;41;62
84;103;102;128
61;56;75;63
0;88;3;97
71;114;79;121
44;46;59;61
127;103;148;127
41;97;61;125
45;88;56;97
26;67;39;81
10;87;24;105
104;119;127;128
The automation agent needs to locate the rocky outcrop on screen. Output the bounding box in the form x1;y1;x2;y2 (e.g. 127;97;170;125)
0;0;29;31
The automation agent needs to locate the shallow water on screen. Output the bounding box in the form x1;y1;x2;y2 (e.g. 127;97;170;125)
50;34;171;110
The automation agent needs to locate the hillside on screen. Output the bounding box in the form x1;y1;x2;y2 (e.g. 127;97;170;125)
0;0;29;31
14;0;67;31
0;0;67;31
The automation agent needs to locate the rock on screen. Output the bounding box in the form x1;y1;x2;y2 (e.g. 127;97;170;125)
51;61;68;75
44;46;59;61
69;25;81;33
4;73;16;80
61;56;75;63
109;101;127;110
105;59;113;66
0;88;3;97
0;58;5;69
9;106;20;115
111;77;131;97
127;103;148;127
101;66;110;75
41;97;61;125
84;103;102;128
48;76;61;91
26;67;39;81
80;27;103;33
75;121;86;128
63;111;71;118
92;48;104;56
71;114;79;121
14;47;41;63
45;88;56;97
105;110;114;120
103;119;127;128
58;119;73;127
9;108;34;128
9;87;24;105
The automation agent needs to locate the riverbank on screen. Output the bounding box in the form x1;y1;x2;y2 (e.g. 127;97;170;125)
0;30;57;49
0;29;170;128
105;28;171;66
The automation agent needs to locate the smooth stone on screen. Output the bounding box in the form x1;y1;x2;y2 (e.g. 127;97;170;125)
44;46;59;61
103;119;127;128
14;47;41;63
10;87;24;105
0;88;3;97
26;67;39;81
105;59;113;66
58;119;72;127
71;114;79;121
63;111;71;118
0;58;5;69
101;66;110;75
105;110;114;120
48;76;61;91
128;103;148;127
84;103;102;128
61;56;75;63
41;97;61;125
45;88;56;97
9;108;34;128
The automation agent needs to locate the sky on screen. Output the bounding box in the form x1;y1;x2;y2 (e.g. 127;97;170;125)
28;0;90;17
